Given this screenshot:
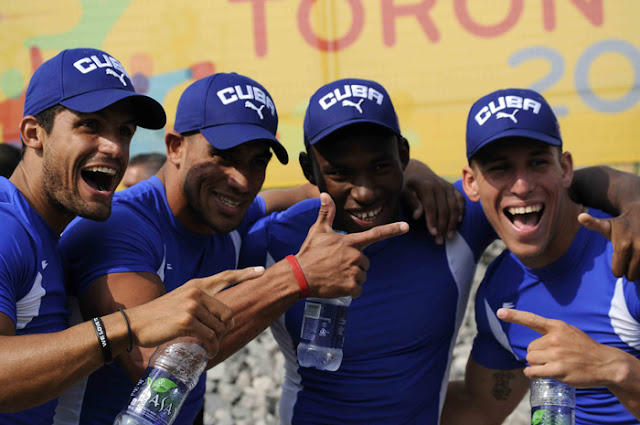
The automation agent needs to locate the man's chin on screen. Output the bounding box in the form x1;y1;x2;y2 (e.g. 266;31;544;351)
76;204;112;222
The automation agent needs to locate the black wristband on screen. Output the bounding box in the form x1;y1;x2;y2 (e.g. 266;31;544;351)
91;317;113;364
118;308;133;353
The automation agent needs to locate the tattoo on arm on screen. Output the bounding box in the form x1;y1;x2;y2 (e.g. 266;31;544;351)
491;370;516;401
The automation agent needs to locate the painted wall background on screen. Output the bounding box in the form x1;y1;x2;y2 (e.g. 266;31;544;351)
2;0;639;188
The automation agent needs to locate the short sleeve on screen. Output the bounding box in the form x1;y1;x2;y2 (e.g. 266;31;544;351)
0;213;36;325
60;205;164;297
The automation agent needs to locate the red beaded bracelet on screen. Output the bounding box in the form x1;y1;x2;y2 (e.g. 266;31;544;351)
286;255;309;299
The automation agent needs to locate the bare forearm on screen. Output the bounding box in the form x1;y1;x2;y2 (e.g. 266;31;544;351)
604;349;640;420
210;261;299;366
0;313;130;411
572;166;640;214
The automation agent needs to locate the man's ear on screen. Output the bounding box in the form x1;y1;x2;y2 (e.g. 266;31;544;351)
299;151;316;185
19;116;44;150
165;131;185;166
462;165;481;202
560;151;574;189
398;136;410;170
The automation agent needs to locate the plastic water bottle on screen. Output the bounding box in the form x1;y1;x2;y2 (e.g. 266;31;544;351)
297;295;351;371
113;338;208;425
530;378;576;425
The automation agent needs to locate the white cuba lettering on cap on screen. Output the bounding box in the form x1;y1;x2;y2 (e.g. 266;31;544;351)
318;84;385;110
216;84;276;116
72;54;128;76
474;95;542;126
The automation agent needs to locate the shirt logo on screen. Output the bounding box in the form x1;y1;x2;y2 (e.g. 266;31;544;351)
501;301;515;310
342;98;364;114
105;68;128;86
474;95;542;126
244;101;266;119
318;84;384;111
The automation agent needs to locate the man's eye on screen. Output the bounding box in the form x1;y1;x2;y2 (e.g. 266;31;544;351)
119;126;134;138
80;120;98;130
374;163;391;173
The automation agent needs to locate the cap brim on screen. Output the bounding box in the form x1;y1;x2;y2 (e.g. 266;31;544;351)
469;128;562;159
307;118;401;146
200;123;289;164
61;89;166;130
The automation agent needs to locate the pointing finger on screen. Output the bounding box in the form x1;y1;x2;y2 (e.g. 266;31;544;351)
344;221;409;250
195;266;265;295
497;308;554;336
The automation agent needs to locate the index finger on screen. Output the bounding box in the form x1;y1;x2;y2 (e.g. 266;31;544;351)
195;266;265;295
497;308;554;336
344;221;409;250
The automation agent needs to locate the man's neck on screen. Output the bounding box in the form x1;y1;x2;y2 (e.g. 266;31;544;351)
518;199;583;269
10;163;73;235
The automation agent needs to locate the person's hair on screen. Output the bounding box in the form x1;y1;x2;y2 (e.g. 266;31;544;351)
33;104;65;135
129;152;167;176
0;143;22;178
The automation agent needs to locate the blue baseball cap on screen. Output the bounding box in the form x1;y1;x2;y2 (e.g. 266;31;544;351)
466;88;562;160
303;78;401;145
23;48;166;129
173;73;288;164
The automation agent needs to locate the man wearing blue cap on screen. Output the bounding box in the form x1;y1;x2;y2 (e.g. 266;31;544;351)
239;81;640;424
0;48;260;424
59;72;411;424
442;88;640;424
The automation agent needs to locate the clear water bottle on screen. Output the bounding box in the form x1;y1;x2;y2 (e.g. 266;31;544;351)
113;338;208;425
297;296;351;371
530;378;576;425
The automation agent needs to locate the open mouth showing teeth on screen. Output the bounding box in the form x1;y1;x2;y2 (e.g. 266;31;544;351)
217;194;241;208
504;204;544;228
81;166;116;193
351;206;383;222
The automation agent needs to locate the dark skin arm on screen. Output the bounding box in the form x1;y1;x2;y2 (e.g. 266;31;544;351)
571;166;640;280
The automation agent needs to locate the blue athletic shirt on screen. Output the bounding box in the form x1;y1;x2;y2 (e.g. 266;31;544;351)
0;177;68;425
239;181;496;424
471;208;640;425
58;176;266;425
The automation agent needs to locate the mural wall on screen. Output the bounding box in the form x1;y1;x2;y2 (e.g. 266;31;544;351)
2;0;639;187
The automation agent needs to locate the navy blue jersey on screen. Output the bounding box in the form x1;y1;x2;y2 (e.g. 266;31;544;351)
0;177;68;424
239;181;495;424
472;209;640;425
58;176;265;425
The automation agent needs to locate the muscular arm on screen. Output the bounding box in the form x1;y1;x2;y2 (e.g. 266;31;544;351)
261;183;319;215
571;166;640;214
572;166;640;280
441;358;529;425
79;271;166;382
0;308;132;411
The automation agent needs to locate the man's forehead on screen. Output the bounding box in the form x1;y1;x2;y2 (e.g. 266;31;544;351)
476;138;555;159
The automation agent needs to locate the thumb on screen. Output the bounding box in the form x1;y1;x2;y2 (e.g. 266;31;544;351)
313;193;336;232
578;212;612;241
195;266;265;295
